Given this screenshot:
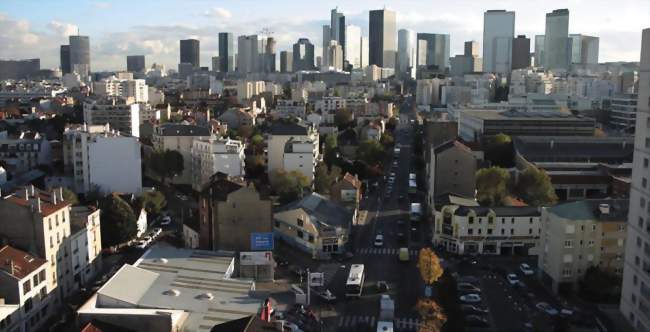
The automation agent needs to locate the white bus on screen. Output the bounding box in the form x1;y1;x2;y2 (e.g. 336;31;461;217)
345;264;365;298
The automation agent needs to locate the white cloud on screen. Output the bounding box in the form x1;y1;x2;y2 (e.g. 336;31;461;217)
203;7;232;19
47;20;79;37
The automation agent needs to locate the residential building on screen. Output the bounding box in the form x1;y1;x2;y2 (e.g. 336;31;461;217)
458;109;595;142
77;246;261;331
280;51;293;73
292;38;316;71
397;29;417;78
512;35;531;70
0;132;52;176
539;200;627;293
63;124;142;194
93;76;148;103
369;9;397;69
416;33;451;71
432;196;541;255
191;137;245;191
570;34;599;65
483;10;515;74
427;140;476;207
218;32;234;72
152;123;211;185
621;28;650;332
69;206;102;288
266;121;319;175
180;39;200;68
126;55;145;73
0;245;51;332
82;97;140;137
610;94;638;132
544;9;571;71
0;186;73;303
198;175;271;251
274;193;356;259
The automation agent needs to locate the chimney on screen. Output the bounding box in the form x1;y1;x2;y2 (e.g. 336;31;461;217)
599;203;610;215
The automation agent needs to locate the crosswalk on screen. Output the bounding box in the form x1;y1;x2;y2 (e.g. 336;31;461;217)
357;248;420;256
336;315;421;330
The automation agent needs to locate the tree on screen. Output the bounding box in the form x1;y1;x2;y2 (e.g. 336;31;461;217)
415;299;447;332
62;188;79;206
99;194;137;247
515;166;558;206
334;108;353;128
417;248;444;285
485;133;514;167
323;134;339;167
476;167;510;206
356;140;385;167
314;162;342;195
136;191;167;215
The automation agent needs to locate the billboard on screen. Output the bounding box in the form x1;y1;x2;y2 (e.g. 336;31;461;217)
251;232;274;251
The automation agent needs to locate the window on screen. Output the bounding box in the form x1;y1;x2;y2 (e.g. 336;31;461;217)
564;240;573;248
297;218;304;227
23;280;31;294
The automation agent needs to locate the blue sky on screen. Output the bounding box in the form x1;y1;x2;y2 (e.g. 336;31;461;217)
1;0;648;71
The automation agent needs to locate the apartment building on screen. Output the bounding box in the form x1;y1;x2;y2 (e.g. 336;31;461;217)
82;97;140;137
63;124;142;194
266;121;319;175
152;124;211;185
191;137;245;191
539;200;627;294
69;206;102;288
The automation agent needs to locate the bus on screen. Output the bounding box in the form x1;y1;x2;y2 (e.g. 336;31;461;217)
345;264;365;298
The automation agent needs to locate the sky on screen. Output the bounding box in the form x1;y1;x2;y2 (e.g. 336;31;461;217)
0;0;648;71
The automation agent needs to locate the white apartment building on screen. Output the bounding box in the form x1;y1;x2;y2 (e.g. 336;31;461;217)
63;124;142;194
191;137;245;191
0;245;51;332
69;206;102;288
621;28;650;332
267;121;319;176
152;124;212;185
283;138;319;181
83;97;140;137
93;76;149;103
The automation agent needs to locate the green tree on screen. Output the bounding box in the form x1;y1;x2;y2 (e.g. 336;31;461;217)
62;188;79;206
334;108;353;128
485;133;514;167
356;140;385;167
476;167;510;206
99;194;137;247
136;191;167;215
515;166;558;206
323;134;339;167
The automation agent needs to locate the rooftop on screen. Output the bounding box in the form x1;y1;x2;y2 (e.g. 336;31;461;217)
0;245;47;280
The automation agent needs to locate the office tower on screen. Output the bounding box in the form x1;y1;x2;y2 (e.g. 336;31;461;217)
511;35;531;69
534;35;545;67
237;35;259;74
570;34;600;65
620;28;650;332
292;38;315;71
346;25;362;69
0;59;40;80
416;33;450;70
264;37;277;73
331;8;345;59
326;40;343;71
398;29;417;77
483;10;515;74
322;25;331;67
280;51;293;73
218;32;234;72
544;9;571;71
180;39;200;67
369;9;397;69
60;45;71;74
361;37;369;68
126;55;145;73
69;35;90;75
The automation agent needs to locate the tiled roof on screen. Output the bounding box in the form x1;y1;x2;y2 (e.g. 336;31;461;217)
0;245;47;280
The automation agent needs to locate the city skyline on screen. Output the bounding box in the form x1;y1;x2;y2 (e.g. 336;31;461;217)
0;0;648;71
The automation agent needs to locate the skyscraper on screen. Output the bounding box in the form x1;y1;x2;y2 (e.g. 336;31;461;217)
292;38;315;71
345;25;362;69
60;45;71;74
126;55;145;73
511;35;531;70
483;10;515;74
369;9;397;69
620;27;650;332
180;39;200;67
69;35;90;75
218;32;234;72
237;35;259;74
331;8;345;59
544;9;571;71
280;51;293;73
534;35;545;67
397;29;417;77
570;34;600;65
416;33;451;71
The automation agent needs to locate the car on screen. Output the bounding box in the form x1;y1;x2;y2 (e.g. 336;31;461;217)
465;315;489;328
459;293;481;303
506;273;519;285
377;281;390;292
160;216;172;225
536;302;559;316
374;235;384;247
460;304;489;315
457;283;482;293
520;263;534;276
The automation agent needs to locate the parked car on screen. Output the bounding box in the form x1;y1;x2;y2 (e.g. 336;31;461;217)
457;282;482;293
459;294;481;303
461;304;489;315
506;273;520;285
536;302;559;316
465;315;489;328
374;234;384;247
520;263;534;276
